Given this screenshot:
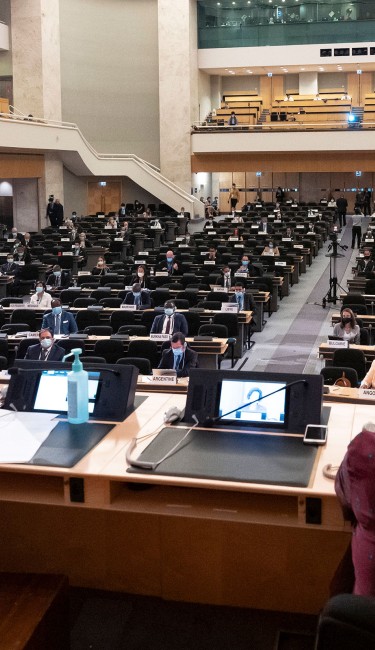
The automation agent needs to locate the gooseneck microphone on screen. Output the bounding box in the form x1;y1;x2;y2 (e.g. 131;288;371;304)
198;379;308;427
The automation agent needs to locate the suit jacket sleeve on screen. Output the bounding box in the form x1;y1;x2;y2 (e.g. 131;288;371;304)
176;314;188;336
150;315;161;334
66;312;78;333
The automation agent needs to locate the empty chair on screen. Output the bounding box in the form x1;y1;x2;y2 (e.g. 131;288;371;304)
94;339;124;364
81;281;100;290
315;594;375;650
205;291;229;303
73;297;97;308
90;288;112;302
1;323;30;334
213;312;239;338
150;289;170;307
320;366;359;387
100;274;120;286
0;355;7;370
177;290;199;307
342;293;366;306
360;327;370;345
56;338;80;356
75;309;101;331
116;357;152;375
10;309;38;331
81;356;106;364
0;297;23;307
140;310;161;335
173;299;189;310
99;297;122;308
332;349;367;382
83;325;113;336
59;289;82;306
118;325;147;336
183;311;201;336
110;310;136;333
128;339;159;368
198;323;235;368
197;301;222;311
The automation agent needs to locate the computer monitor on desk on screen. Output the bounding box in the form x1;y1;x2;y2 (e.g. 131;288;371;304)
184;369;323;433
6;360;138;421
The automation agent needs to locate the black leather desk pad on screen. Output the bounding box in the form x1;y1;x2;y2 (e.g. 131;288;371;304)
25;396;147;468
127;427;318;487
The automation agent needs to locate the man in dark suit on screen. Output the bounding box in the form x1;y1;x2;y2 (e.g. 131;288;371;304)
1;254;19;276
357;248;375;278
9;227;26;246
157;250;180;275
150;301;188;336
230;282;256;312
46;265;71;289
122;283;151;310
259;216;273;234
41;299;78;335
53;199;64;226
336;195;348;227
157;332;198;377
25;328;65;361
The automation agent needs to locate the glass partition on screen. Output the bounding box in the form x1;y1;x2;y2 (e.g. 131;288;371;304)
198;1;375;48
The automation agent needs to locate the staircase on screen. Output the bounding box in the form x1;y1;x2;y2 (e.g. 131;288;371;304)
257;108;270;125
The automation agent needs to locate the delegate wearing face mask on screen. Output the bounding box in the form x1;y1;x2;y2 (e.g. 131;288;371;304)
332;310;360;344
30;285;52;309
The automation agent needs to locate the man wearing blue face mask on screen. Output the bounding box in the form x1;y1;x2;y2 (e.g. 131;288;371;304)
46;265;71;289
122;282;151;310
150;300;188;335
157;332;198;377
41;299;78;335
230;282;255;313
157;250;180;275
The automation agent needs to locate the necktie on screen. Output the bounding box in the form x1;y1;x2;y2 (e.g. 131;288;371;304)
135;295;140;307
165;317;171;334
55;314;61;334
237;295;243;310
41;348;46;361
226;276;230;289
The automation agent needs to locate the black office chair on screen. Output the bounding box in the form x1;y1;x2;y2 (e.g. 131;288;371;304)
1;323;30;335
59;289;82;306
75;309;101;331
127;339;159;369
315;594;375;650
0;355;7;370
150;289;170;307
205;291;229;303
320;366;359;387
116;357;152;375
360;327;370;345
177;290;199;307
81;356;106;364
90;288;112;302
342;293;366;307
99;297;122;308
0;297;23;307
173;299;190;310
83;325;113;336
10;309;38;331
73;297;97;308
332;349;367;382
184;311;201;336
16;338;40;359
94;339;124;364
110;310;136;333
140;310;160;335
198;323;235;369
118;325;147;336
197;301;222;311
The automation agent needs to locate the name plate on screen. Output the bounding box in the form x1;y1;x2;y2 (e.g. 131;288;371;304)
291;204;298;208
282;238;292;242
207;230;216;235
365;239;374;243
274;220;282;224
155;271;168;277
97;214;105;218
178;244;190;248
7;239;16;243
262;252;274;256
9;303;24;309
212;285;228;293
114;237;124;241
234;244;244;248
135;260;146;265
62;251;73;256
120;304;136;310
275;261;286;266
176;237;184;242
255;204;262;208
16;261;25;266
326;339;348;348
151;375;177;385
200;251;208;255
204;260;216;265
59;226;68;230
61;237;70;241
294;245;303;249
26;331;40;337
228;237;239;241
296;225;304;229
78;271;91;275
307;231;315;235
221;303;239;313
150;333;171;341
234;272;247;277
359;388;375;400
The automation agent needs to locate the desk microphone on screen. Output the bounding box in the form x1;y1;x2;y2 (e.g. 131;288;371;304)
197;379;308;427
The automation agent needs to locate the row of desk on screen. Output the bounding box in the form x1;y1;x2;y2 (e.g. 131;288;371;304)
0;387;371;614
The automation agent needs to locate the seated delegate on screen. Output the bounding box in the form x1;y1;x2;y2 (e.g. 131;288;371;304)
332;308;360;344
122;283;151;310
29;282;52;309
25;328;65;361
361;360;375;388
41;299;78;335
261;241;280;256
150;301;188;336
157;332;198;377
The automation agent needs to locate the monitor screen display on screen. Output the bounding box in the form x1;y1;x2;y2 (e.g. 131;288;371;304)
33;370;100;415
218;379;287;427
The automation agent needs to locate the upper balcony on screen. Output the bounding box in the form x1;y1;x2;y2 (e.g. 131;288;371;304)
198;0;375;49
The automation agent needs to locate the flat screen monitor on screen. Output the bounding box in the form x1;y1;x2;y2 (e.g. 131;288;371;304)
218;379;286;428
33;369;101;415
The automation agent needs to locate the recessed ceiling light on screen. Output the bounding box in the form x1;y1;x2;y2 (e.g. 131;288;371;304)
301;68;305;71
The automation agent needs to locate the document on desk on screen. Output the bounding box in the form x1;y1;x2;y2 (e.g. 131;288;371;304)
0;411;58;463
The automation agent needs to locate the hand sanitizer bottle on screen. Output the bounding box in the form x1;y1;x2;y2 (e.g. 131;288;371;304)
62;348;88;423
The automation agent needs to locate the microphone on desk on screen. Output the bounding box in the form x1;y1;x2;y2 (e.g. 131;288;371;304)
196;379;308;427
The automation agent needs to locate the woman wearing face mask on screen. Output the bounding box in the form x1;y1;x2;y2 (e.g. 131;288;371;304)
261;241;280;256
130;265;150;289
29;282;52;309
92;256;109;276
333;307;360;344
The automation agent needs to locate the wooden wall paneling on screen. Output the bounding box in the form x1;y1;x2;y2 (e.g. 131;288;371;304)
191;152;375;173
232;172;245;212
219;172;233;214
87;181;121;215
245;171;258;204
0;154;44;178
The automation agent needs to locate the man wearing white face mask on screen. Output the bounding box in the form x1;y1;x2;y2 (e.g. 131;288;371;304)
25;328;65;361
157;332;198;377
150;301;188;335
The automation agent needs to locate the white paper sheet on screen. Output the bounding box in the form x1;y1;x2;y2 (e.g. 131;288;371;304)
0;411;59;463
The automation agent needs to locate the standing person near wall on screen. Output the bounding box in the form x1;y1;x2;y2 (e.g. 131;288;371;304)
336;194;348;227
228;183;240;212
228;111;238;126
351;208;363;249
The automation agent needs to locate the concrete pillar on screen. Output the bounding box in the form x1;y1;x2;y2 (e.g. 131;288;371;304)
158;0;198;194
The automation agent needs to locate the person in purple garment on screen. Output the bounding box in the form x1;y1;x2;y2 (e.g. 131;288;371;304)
335;423;375;596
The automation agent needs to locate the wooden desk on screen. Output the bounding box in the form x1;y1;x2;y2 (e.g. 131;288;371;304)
319;342;375;365
0;396;368;614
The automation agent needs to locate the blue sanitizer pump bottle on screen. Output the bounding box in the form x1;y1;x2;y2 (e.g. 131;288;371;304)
62;348;89;424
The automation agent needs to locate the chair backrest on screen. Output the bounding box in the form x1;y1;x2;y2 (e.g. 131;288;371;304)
320;366;359;387
197;301;222;310
59;289;82;306
316;594;375;650
173;299;190;310
10;309;37;330
109;310;136;332
140;310;161;334
99;297;122;308
213;312;239;336
90;288;112;302
83;325;113;336
75;309;101;330
183;311;201;336
344;303;367;315
128;339;159;368
332;349;367;381
1;323;30;334
342;293;366;306
0;297;23;307
360;327;370;345
206;291;228;303
118;325;147;336
116;357;152;375
198;324;228;338
73;297;97;308
93;339;124;364
16;338;38;359
81;356;106;364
